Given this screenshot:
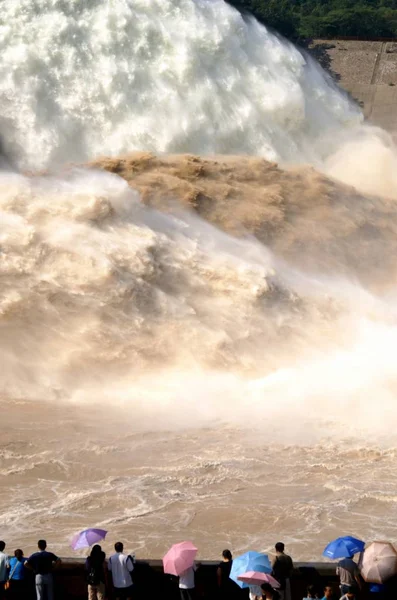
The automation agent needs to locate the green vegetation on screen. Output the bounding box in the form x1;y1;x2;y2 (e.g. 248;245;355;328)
227;0;397;40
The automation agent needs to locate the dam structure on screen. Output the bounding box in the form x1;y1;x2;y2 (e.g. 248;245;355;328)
309;39;397;131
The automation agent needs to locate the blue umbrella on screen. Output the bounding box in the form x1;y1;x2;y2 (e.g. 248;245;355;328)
230;551;272;589
323;536;365;559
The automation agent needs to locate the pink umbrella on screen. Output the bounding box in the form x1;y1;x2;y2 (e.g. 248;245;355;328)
359;541;397;583
163;541;197;576
237;571;281;588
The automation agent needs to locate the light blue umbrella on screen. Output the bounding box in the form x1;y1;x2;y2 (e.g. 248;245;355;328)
230;551;272;589
323;536;365;559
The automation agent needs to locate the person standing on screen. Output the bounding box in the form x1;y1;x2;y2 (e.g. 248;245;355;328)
336;557;362;596
0;542;8;600
271;542;293;600
321;586;334;600
86;544;107;600
108;542;134;600
249;584;263;600
26;539;61;600
7;549;27;599
178;563;196;600
261;582;281;600
217;550;240;599
303;584;321;599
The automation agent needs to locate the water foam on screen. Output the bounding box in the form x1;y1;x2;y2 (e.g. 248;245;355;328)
0;0;366;170
1;166;397;441
2;0;397;557
0;0;396;197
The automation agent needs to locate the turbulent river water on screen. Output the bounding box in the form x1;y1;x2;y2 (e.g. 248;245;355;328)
1;0;397;560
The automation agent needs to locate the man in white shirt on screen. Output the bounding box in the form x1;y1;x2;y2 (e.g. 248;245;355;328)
108;542;134;600
0;541;8;600
179;563;196;600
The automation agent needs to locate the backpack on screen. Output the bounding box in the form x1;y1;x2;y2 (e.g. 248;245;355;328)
86;558;102;586
87;565;100;586
126;555;135;583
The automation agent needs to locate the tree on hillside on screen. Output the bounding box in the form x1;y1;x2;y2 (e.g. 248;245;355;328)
226;0;397;39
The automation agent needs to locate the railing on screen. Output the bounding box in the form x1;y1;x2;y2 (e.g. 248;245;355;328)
13;559;373;600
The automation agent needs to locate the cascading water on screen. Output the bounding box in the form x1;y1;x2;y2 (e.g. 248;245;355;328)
1;0;397;559
0;0;363;169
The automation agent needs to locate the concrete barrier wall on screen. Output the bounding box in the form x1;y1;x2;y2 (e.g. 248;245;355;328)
8;559;376;599
308;39;397;132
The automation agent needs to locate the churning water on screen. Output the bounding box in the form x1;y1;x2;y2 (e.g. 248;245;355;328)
1;0;397;559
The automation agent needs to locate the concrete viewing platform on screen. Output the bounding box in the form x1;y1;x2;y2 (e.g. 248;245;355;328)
15;559;376;599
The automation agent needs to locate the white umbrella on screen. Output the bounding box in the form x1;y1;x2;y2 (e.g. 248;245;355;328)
359;541;397;584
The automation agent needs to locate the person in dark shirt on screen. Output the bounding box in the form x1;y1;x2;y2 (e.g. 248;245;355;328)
217;549;240;599
271;542;293;600
85;544;107;600
26;540;61;600
261;582;281;600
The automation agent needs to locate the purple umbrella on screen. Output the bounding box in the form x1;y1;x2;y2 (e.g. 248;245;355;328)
71;528;108;550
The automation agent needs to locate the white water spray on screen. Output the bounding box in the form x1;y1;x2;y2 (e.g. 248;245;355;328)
0;166;396;441
0;0;395;432
0;0;373;170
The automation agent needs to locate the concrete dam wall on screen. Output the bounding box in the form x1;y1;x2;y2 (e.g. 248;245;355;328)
309;39;397;132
